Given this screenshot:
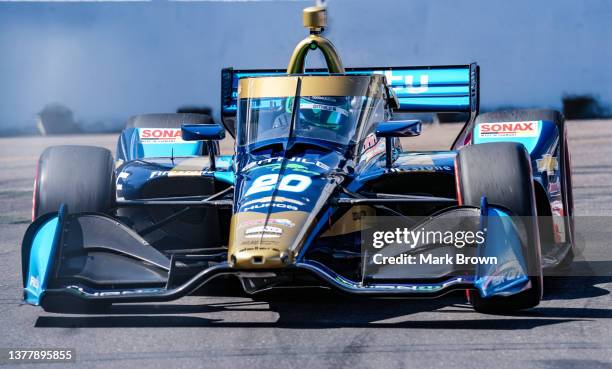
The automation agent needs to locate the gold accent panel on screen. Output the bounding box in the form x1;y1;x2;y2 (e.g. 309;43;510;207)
228;211;309;269
238;75;376;99
238;76;299;100
303;6;326;31
320;205;376;238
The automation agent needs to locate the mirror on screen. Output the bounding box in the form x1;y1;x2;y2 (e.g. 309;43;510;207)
375;120;422;138
375;120;422;168
181;123;225;141
181;123;225;170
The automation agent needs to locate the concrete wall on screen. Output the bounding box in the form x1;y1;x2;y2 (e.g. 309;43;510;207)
0;0;611;131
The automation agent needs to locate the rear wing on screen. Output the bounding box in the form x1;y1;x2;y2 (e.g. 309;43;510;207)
220;64;479;137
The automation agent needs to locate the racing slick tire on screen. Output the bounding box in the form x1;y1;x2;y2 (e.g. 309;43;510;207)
456;142;543;313
126;113;219;155
33;145;115;219
475;109;575;268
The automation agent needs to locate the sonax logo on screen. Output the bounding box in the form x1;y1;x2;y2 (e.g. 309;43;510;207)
477;121;539;138
138;128;185;144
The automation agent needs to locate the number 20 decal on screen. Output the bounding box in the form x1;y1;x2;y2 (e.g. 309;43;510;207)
244;174;312;197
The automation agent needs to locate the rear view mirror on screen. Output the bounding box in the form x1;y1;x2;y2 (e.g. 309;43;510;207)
375;120;422;138
375;120;422;168
181;123;225;170
181;123;225;141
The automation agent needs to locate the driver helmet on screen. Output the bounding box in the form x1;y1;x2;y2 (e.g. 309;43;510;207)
283;96;351;131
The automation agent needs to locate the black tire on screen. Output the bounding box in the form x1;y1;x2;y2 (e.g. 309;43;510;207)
456;142;543;313
34;145;114;219
125;113;219;155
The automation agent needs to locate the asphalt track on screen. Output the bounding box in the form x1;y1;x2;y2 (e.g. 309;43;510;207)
0;121;610;369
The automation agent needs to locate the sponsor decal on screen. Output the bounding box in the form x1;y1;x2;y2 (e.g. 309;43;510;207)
536;154;559;175
376;70;429;94
240;196;305;208
238;240;280;246
300;102;349;116
244;225;283;239
238;218;295;229
251;162;319;176
548;180;561;194
551;200;564;217
550;200;566;243
387;165;452;173
243;157;330;172
149;170;209;179
244;233;281;239
477;121;539;138
139;128;186;144
245;226;283;235
242;202;299;212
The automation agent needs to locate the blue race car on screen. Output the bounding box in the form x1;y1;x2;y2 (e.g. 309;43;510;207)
22;6;574;314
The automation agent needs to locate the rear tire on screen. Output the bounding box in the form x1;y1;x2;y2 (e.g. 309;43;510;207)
34;145;114;219
456;142;543;313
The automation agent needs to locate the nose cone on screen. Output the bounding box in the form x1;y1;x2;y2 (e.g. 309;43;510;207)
228;155;338;269
228;210;309;268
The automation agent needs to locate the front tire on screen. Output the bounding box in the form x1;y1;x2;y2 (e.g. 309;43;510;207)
33;145;115;219
456;142;543;313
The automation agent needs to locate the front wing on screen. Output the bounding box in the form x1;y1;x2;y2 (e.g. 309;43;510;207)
21;199;533;310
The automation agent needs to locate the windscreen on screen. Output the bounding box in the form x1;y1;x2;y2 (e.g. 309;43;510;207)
239;95;379;146
236;75;384;147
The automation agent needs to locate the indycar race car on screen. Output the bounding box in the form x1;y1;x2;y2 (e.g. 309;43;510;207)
22;6;574;314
